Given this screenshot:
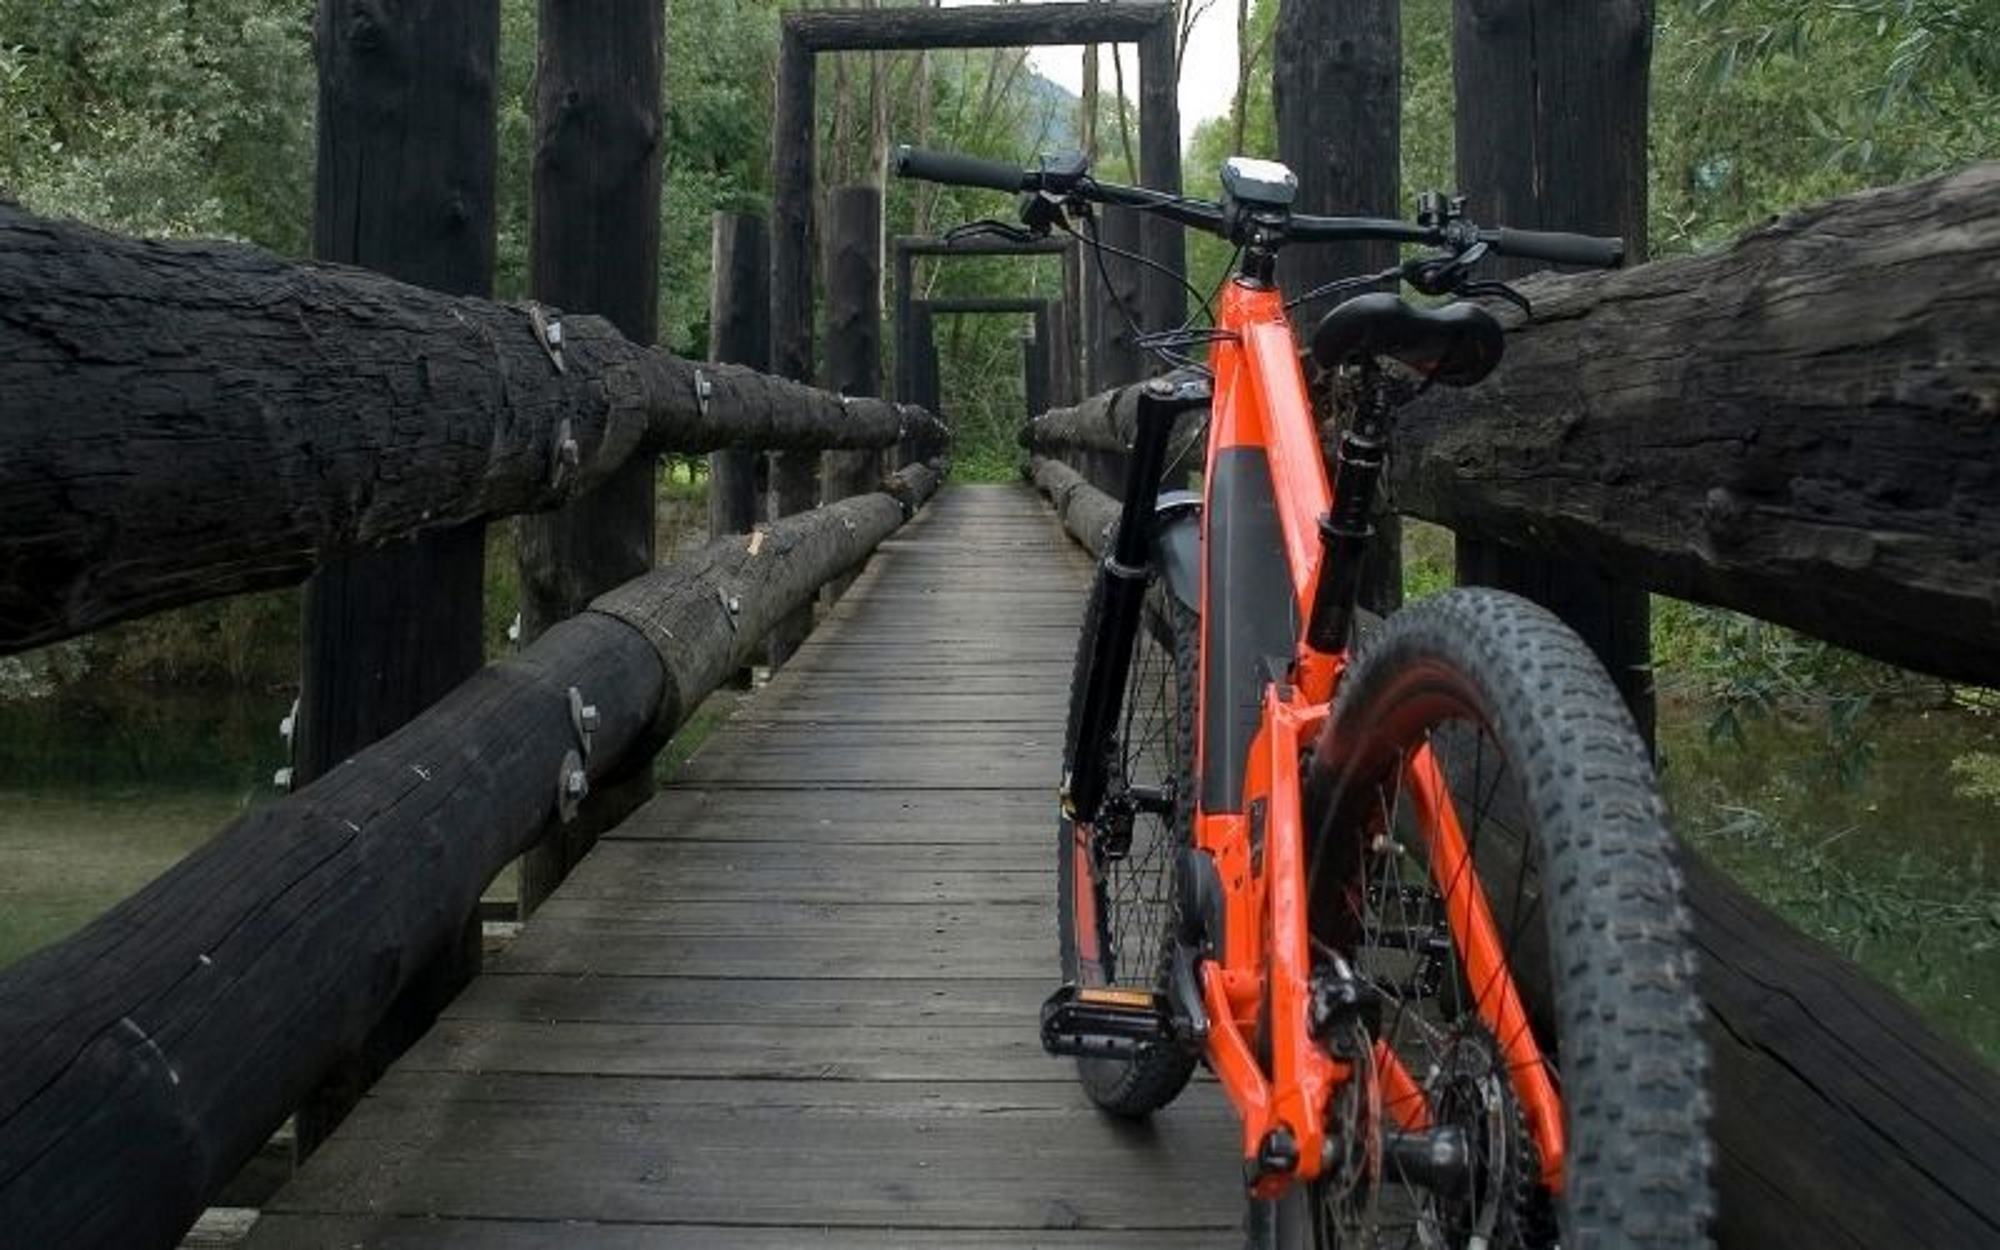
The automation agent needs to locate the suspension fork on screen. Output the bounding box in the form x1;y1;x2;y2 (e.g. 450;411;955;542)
1063;371;1212;821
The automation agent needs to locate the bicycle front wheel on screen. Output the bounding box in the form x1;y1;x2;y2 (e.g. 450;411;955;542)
1281;588;1713;1249
1055;569;1199;1117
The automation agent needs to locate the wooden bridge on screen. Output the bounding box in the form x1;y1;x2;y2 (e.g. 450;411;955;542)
246;483;1243;1247
2;2;1999;1249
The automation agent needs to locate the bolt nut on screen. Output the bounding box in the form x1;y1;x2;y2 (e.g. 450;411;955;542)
555;747;587;822
579;703;600;733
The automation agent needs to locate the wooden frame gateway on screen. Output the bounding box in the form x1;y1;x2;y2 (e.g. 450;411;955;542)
772;2;1184;387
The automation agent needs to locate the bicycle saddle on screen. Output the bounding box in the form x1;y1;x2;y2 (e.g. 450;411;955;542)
1309;292;1504;388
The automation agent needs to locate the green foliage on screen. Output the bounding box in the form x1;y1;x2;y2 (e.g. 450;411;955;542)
1651;598;1950;786
0;0;313;249
1681;800;1999;1060
1651;0;2000;251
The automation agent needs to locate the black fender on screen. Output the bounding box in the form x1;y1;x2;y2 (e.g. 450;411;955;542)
1151;490;1202;614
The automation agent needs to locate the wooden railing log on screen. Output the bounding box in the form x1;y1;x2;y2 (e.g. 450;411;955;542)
1686;856;2000;1248
1027;165;2000;686
1390;161;2000;687
1029;456;1119;558
0;205;943;655
1023;384;1203;459
0;467;942;1249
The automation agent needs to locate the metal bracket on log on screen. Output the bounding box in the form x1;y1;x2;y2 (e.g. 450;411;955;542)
526;302;566;374
567;685;600;759
549;418;581;491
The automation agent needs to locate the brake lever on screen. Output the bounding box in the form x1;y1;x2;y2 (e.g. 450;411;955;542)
1401;240;1490;296
1462;281;1532;317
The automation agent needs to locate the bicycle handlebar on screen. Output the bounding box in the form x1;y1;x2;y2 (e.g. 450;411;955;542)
1487;226;1624;268
891;143;1623;268
892;146;1031;194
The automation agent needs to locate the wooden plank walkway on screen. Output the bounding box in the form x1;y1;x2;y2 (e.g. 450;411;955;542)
250;484;1241;1247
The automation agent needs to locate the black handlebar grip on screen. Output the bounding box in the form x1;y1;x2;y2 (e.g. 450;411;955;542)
892;145;1030;194
1490;227;1625;268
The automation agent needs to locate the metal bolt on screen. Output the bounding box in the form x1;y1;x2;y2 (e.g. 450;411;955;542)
579;703;600;734
555;747;587;822
550;418;579;489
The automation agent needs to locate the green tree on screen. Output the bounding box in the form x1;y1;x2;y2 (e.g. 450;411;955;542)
0;0;314;249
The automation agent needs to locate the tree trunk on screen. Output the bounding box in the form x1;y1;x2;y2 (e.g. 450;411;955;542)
1450;0;1655;740
0;206;940;655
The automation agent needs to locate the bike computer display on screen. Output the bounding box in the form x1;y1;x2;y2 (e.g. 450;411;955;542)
1219;156;1297;210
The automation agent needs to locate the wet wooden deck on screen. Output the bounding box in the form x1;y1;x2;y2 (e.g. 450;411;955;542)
249;484;1241;1247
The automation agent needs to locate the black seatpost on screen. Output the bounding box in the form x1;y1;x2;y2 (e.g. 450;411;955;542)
1067;372;1210;821
1304;366;1390;654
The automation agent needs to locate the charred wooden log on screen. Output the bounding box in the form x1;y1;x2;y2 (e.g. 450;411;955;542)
0;464;942;1249
1029;456;1119;558
1391;161;2000;687
1685;856;2000;1249
0;205;944;653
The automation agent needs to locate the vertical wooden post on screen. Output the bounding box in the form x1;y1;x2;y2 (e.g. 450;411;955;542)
1061;237;1085;403
909;302;940;415
1023;321;1052;425
822;186;883;500
771;25;816;388
766;23;817;665
1088;205;1148;394
1136;22;1185;335
822;185;883;600
760;23;816;657
295;0;499;1158
1274;0;1402;614
514;0;667;919
708;211;769;538
892;239;916;460
1450;0;1656;740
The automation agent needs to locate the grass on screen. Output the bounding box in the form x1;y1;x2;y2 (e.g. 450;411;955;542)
0;789;256;967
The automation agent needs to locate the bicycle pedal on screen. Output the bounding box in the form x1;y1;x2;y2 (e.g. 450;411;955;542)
1040;984;1176;1060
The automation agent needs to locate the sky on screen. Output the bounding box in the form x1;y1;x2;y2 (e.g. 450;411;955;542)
939;0;1244;144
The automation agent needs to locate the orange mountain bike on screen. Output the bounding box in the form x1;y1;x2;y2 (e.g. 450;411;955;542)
896;144;1713;1249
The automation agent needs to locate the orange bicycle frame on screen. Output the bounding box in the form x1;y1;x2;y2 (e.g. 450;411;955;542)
1189;278;1565;1195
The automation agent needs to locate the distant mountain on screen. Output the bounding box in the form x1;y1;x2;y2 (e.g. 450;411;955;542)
1016;70;1082;156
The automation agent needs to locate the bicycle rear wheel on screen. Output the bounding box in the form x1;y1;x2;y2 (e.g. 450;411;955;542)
1055;569;1200;1117
1280;588;1712;1249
